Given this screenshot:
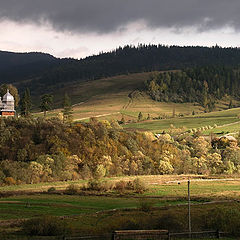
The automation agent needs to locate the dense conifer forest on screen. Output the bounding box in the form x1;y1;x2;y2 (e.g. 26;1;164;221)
144;66;240;109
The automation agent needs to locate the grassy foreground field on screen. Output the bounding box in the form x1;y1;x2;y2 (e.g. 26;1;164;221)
1;175;240;239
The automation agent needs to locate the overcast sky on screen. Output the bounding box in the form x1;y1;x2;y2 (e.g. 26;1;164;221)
0;0;240;58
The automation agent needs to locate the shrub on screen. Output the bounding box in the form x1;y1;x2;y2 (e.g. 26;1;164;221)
22;215;72;236
4;177;16;185
47;187;56;193
192;128;197;133
115;180;128;193
100;181;114;191
87;179;102;191
133;178;147;193
94;164;106;179
64;184;79;195
114;178;147;194
80;164;92;179
156;213;185;231
204;207;240;236
138;198;154;212
126;180;134;190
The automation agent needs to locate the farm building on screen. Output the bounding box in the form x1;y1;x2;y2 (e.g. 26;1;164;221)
0;89;15;116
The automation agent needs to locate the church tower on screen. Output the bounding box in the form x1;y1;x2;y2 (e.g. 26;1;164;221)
0;89;15;116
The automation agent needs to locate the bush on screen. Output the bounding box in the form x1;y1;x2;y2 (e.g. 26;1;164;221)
204;207;240;236
156;213;185;231
100;181;114;191
87;179;114;192
64;184;79;195
114;178;147;194
94;164;106;179
4;177;16;185
138;198;154;212
47;187;56;193
22;215;72;236
115;180;128;193
133;178;147;193
87;179;102;191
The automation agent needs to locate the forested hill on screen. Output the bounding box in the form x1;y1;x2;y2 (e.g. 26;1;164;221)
145;66;240;110
0;51;56;70
37;45;240;88
0;51;57;83
2;45;240;97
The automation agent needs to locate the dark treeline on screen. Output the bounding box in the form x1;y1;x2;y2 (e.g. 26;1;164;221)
31;45;240;89
0;51;57;84
145;65;240;109
0;51;55;71
2;45;240;97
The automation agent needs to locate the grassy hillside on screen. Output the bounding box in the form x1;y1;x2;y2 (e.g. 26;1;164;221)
35;71;240;136
37;71;205;119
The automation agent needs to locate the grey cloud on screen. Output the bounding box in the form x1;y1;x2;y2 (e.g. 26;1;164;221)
0;0;240;33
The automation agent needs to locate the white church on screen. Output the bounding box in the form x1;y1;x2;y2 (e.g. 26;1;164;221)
0;90;15;116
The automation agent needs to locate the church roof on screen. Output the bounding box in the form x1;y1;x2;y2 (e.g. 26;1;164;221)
3;89;14;102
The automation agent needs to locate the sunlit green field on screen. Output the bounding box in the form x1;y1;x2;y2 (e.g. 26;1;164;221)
122;107;240;133
1;175;240;239
1;175;240;220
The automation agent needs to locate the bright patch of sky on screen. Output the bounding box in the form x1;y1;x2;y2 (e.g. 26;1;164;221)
0;19;239;59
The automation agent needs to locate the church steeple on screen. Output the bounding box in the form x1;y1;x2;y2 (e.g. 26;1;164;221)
0;89;15;116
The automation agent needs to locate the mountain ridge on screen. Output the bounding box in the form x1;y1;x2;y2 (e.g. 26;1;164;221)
1;45;240;106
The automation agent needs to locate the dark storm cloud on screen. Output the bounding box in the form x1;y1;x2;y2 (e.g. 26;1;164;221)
0;0;240;33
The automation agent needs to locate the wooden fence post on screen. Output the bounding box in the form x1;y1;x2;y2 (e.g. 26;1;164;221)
216;229;220;238
111;232;115;240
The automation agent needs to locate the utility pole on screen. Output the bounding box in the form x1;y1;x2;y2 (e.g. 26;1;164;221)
188;179;191;238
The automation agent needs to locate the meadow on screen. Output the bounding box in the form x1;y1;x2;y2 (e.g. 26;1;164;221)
33;71;240;136
35;71;204;120
1;175;240;239
123;108;240;133
1;175;240;220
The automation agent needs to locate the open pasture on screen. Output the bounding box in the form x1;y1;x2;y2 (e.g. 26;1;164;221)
124;109;240;133
1;175;240;238
1;175;240;220
34;71;205;121
33;71;240;136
